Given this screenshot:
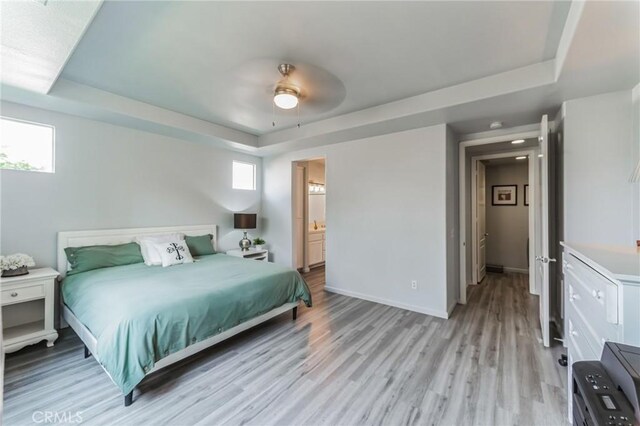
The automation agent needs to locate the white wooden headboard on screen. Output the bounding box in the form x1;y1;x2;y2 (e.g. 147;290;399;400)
57;224;217;276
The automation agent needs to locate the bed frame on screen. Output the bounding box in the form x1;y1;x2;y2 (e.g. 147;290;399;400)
57;224;299;407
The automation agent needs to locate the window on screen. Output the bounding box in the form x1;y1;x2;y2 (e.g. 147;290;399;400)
0;117;54;172
232;161;256;190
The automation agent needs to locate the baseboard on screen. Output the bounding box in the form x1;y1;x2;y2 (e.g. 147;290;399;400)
324;285;449;319
551;316;565;346
503;267;529;274
447;300;458;317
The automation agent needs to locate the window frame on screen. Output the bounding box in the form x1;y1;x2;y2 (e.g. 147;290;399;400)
232;160;257;191
0;116;56;173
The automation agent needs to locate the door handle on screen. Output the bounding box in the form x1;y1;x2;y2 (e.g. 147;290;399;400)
535;256;557;264
484;233;489;236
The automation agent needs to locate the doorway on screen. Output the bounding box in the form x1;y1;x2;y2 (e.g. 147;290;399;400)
473;154;532;288
459;115;557;347
292;158;326;277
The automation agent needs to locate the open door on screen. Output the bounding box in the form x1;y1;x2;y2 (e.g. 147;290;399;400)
476;161;487;282
293;165;305;270
535;114;554;347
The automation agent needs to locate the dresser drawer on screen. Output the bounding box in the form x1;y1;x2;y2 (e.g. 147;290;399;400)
565;255;619;324
567;317;599;361
566;254;618;295
2;283;45;305
566;268;619;329
567;290;616;356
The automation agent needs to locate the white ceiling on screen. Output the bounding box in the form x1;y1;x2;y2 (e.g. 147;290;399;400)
0;1;638;156
0;0;102;94
483;157;530;166
60;1;571;134
468;138;539;157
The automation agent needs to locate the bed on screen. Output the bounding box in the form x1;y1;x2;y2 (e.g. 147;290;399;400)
57;225;312;406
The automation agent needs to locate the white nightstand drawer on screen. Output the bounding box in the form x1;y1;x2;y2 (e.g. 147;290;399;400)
2;283;44;305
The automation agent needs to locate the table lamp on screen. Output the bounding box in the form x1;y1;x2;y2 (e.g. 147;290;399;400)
234;213;257;251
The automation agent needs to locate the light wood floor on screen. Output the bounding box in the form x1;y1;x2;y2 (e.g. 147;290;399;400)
3;269;568;425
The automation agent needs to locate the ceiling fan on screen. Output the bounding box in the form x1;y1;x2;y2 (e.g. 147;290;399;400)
230;59;346;129
273;64;301;110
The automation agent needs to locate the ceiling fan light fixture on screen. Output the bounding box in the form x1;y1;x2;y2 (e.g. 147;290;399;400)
274;87;299;109
273;64;301;110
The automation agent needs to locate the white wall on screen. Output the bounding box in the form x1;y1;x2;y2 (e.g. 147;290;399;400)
485;162;529;272
0;101;262;268
563;90;636;245
262;125;456;318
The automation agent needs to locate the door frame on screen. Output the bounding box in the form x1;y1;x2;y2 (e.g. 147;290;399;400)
291;156;326;273
291;161;310;272
470;150;537;294
473;160;487;284
458;128;542;304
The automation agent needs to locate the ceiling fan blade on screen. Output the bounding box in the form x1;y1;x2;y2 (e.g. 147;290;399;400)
229;59;346;116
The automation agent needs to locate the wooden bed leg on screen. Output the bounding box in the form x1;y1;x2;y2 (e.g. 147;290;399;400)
292;306;298;320
83;345;91;359
124;391;133;407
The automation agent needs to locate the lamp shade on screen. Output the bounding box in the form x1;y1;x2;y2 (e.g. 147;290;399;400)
234;213;257;229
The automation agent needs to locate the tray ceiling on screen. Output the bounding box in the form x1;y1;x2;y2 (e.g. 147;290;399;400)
61;1;571;135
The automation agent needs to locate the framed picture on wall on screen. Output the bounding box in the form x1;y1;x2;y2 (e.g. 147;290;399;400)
491;185;517;206
524;184;529;206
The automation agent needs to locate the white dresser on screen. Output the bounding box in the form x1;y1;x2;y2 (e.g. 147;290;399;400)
562;243;640;420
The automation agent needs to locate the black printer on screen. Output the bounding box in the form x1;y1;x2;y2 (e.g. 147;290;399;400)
572;342;640;426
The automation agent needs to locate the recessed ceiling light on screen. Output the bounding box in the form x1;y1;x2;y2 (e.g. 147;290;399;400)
511;139;525;144
515;156;527;160
489;121;503;130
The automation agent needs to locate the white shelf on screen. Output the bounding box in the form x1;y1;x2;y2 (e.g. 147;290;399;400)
3;320;44;341
2;268;58;353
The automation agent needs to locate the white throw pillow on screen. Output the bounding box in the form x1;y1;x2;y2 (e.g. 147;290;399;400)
154;240;194;267
136;233;183;266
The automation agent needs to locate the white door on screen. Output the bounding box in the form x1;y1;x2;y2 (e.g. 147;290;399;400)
477;161;487;282
535;114;552;347
294;165;305;269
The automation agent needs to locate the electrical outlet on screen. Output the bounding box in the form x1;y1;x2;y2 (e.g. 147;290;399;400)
411;280;417;290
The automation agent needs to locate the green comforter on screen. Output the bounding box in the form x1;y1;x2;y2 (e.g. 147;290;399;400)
62;254;311;395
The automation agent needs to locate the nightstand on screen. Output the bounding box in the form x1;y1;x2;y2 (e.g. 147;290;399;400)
226;248;269;262
1;267;59;353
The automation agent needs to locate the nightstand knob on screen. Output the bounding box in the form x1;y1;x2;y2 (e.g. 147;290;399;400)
10;292;18;297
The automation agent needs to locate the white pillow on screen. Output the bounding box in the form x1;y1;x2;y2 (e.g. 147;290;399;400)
136;233;183;266
153;240;194;267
